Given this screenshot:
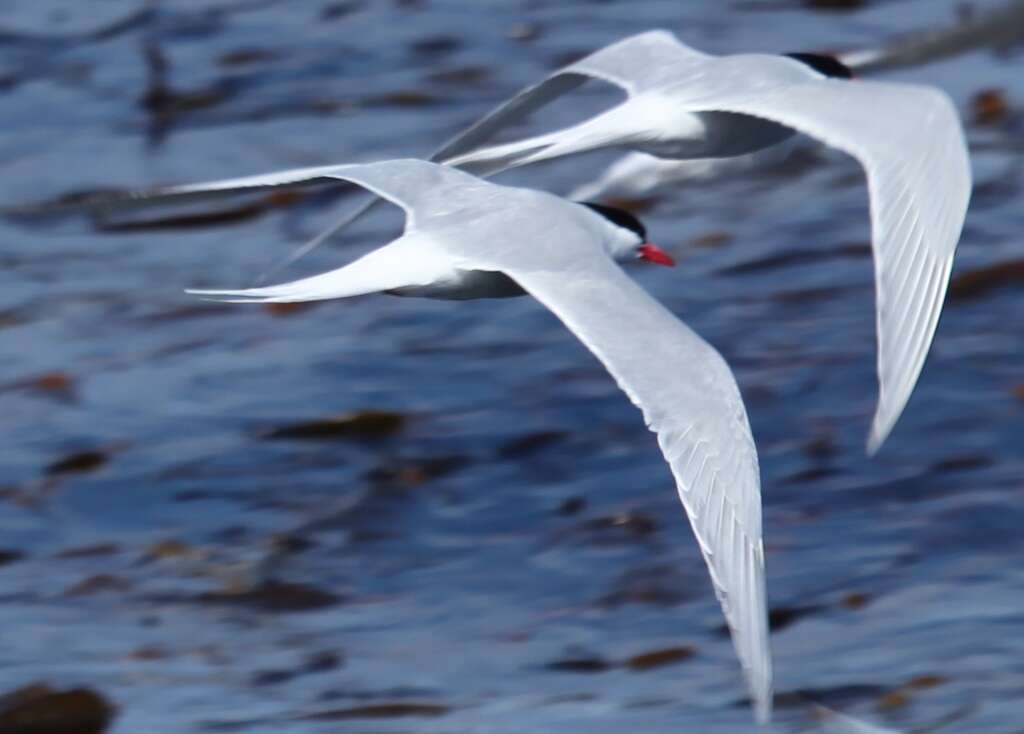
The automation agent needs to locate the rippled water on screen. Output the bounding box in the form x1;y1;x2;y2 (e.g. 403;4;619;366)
1;1;1023;732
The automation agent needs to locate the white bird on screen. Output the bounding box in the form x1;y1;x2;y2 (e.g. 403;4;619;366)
183;158;773;723
431;33;971;455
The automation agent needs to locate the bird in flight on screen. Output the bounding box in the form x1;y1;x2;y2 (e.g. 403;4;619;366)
432;32;971;455
183;158;774;723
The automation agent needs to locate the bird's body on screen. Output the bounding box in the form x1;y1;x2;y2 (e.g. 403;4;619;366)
186;158;772;723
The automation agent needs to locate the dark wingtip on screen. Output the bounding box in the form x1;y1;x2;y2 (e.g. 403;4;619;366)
785;52;854;79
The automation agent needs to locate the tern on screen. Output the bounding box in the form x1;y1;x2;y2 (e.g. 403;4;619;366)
432;33;971;456
183;158;773;723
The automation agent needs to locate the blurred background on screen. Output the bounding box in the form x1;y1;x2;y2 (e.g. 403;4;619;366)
1;1;1022;732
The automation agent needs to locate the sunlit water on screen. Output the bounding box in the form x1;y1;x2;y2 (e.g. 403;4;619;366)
1;1;1023;732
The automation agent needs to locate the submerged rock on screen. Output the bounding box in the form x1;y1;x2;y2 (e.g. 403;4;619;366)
0;683;115;734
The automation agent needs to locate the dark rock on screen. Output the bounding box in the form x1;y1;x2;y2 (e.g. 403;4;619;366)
624;646;695;671
948;259;1024;301
217;49;282;67
0;683;115;734
141;538;199;563
769;605;823;632
582;512;658;540
54;544;120;560
64;574;132;597
367;455;469;485
556;496;586;516
411;36;460;56
365;91;439;108
302;650;343;674
931;454;992;472
321;1;365;20
249;669;294;687
45;451;109;476
426;66;490;85
0;549;25;567
803;0;866;9
598;564;693;608
262;411;405;441
840;592;872;610
498;430;566;458
973;88;1011;126
126;646;167;661
197;581;342;613
299;703;449;720
544;656;613;673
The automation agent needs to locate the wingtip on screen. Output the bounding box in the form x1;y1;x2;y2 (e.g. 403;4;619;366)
866;411;894;457
865;432;882;457
184;288;262;303
751;655;773;725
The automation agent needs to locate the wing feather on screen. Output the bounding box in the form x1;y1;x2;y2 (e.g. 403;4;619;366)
681;74;970;451
433;30;709;165
507;261;772;723
135;158;481;228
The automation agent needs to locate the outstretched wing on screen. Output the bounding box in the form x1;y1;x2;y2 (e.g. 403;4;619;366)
677;64;969;452
431;30;709;165
4;163;369;217
506;258;771;723
132;159;482;231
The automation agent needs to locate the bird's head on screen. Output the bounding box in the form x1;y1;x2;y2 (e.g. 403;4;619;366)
581;202;675;267
784;52;854;79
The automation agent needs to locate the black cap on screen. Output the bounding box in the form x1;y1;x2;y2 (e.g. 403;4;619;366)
581;202;647;240
785;52;853;79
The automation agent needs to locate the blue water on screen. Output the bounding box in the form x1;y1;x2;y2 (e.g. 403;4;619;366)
1;1;1023;732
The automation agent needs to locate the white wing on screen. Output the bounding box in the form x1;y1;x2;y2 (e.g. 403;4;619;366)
674;68;970;452
506;258;771;723
432;30;709;165
155;159;484;228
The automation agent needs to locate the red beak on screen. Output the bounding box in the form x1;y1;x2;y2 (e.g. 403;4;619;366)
638;243;676;267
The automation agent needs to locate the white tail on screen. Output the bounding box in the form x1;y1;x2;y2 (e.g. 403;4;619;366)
188;241;434;303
